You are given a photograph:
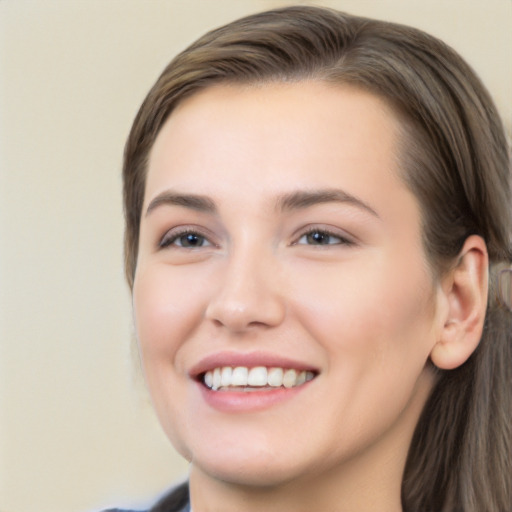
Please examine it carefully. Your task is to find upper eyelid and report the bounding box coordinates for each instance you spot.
[297,229,347,241]
[292,225,356,244]
[159,225,217,248]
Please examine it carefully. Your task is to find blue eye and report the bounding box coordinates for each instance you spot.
[297,229,350,246]
[160,230,211,249]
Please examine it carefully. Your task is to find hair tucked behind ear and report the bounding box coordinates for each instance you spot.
[122,6,512,510]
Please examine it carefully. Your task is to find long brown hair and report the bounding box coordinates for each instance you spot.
[122,6,512,511]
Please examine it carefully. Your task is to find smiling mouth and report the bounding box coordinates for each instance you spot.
[201,366,316,391]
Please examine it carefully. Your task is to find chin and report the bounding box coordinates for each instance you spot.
[189,444,310,488]
[202,464,304,489]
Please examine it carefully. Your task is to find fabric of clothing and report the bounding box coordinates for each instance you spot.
[103,482,190,512]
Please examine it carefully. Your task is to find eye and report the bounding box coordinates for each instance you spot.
[295,228,352,246]
[159,229,213,249]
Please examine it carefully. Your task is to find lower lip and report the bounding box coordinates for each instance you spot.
[197,381,313,413]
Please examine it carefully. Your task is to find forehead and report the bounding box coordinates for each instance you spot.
[146,82,404,197]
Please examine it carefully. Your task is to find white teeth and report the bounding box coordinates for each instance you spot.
[282,369,297,388]
[204,370,213,388]
[267,367,284,387]
[248,366,267,386]
[213,367,222,389]
[202,366,315,390]
[231,366,248,386]
[220,366,232,387]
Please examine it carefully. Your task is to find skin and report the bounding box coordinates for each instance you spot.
[133,82,450,511]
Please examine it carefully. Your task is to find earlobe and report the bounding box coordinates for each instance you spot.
[430,235,489,370]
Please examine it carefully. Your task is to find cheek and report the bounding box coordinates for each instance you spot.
[132,265,207,368]
[291,256,436,370]
[132,265,206,456]
[280,258,437,463]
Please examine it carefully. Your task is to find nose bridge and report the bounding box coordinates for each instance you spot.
[205,237,285,331]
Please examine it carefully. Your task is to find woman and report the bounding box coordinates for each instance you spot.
[112,5,512,512]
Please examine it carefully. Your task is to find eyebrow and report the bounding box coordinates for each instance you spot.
[144,188,379,219]
[145,191,217,217]
[276,189,380,218]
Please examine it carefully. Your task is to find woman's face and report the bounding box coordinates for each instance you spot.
[133,82,443,488]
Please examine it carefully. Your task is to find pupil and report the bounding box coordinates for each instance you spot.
[308,232,328,244]
[183,234,201,246]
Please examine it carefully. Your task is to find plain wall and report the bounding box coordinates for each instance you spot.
[0,1,510,511]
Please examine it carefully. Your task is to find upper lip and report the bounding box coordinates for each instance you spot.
[189,350,319,379]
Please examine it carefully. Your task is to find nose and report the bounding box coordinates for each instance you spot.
[205,248,286,333]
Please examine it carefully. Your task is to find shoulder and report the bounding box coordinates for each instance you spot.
[102,481,190,512]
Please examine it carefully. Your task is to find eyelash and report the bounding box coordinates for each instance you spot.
[293,227,354,247]
[159,228,213,249]
[159,226,354,250]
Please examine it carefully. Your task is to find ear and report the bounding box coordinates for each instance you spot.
[430,235,489,370]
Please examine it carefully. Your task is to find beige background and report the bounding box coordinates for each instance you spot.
[0,1,510,511]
